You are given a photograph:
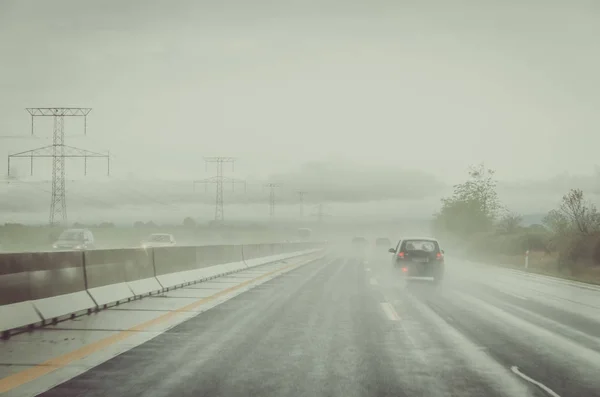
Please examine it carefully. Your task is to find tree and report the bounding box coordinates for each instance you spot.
[557,189,600,234]
[183,217,196,228]
[497,211,523,234]
[542,209,570,235]
[433,163,499,238]
[434,198,494,238]
[452,163,501,220]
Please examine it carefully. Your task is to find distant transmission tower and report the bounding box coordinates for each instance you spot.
[194,157,245,223]
[312,203,331,223]
[296,191,307,218]
[7,108,110,226]
[264,183,281,219]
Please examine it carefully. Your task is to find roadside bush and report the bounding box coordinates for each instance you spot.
[430,164,600,279]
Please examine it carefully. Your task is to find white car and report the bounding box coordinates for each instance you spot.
[142,233,176,248]
[53,229,95,250]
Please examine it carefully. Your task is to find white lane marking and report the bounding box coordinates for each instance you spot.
[370,277,379,286]
[405,276,434,282]
[511,366,561,397]
[502,290,528,300]
[380,302,401,321]
[501,268,600,292]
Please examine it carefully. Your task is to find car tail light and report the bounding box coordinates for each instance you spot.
[436,252,442,259]
[398,252,405,259]
[402,267,408,272]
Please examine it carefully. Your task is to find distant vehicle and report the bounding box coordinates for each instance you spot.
[142,233,176,248]
[52,229,95,251]
[389,237,444,283]
[352,236,368,246]
[375,237,391,248]
[351,236,368,260]
[297,228,312,240]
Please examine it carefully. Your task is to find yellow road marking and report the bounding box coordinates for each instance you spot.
[0,255,321,394]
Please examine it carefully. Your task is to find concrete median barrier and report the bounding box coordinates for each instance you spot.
[154,246,199,288]
[0,302,41,335]
[196,245,246,278]
[125,248,162,296]
[84,249,145,306]
[27,251,95,321]
[241,244,262,261]
[0,253,34,305]
[244,243,307,267]
[0,253,43,333]
[243,243,324,268]
[85,247,160,301]
[0,241,329,334]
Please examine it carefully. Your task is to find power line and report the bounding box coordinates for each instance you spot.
[311,203,332,223]
[264,183,282,219]
[6,108,110,226]
[194,157,245,224]
[296,191,308,218]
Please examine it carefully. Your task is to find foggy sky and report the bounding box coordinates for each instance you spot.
[1,1,600,222]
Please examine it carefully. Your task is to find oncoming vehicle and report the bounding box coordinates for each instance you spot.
[375,237,391,248]
[142,233,176,248]
[52,229,95,251]
[389,237,444,283]
[352,236,368,247]
[297,228,312,241]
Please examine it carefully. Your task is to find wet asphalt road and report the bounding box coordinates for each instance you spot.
[39,255,600,397]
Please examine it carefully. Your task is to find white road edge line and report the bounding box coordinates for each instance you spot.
[502,291,528,300]
[370,277,379,286]
[510,366,561,397]
[380,302,401,321]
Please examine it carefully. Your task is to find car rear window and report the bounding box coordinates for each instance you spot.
[402,240,438,252]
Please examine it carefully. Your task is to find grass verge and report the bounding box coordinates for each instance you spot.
[466,251,600,286]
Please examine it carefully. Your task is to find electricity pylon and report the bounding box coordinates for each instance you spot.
[194,157,245,223]
[7,108,110,226]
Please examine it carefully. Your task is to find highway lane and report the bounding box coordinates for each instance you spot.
[37,254,600,397]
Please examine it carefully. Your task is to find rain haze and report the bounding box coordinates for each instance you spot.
[1,2,600,397]
[1,0,600,224]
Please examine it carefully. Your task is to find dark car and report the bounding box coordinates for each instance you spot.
[389,237,444,283]
[375,237,391,248]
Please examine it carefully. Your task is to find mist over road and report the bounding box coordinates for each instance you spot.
[32,252,600,397]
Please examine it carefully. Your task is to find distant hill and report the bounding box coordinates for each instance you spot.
[520,213,546,226]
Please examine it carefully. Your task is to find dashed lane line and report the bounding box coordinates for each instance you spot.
[380,302,401,321]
